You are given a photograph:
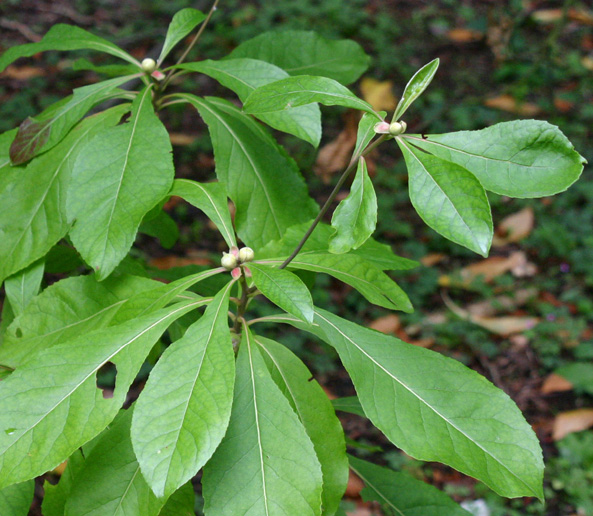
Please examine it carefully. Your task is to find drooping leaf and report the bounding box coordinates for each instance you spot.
[257,337,348,516]
[202,326,323,515]
[4,259,44,317]
[0,274,158,368]
[398,139,493,256]
[0,299,203,487]
[10,75,136,164]
[0,105,130,285]
[139,208,179,249]
[42,450,86,516]
[175,59,321,146]
[0,24,139,73]
[229,30,370,85]
[179,94,317,249]
[67,86,174,279]
[0,480,34,516]
[249,263,314,323]
[132,282,234,499]
[392,58,439,121]
[353,111,385,157]
[311,308,544,500]
[261,253,413,312]
[244,76,380,118]
[329,157,377,253]
[170,178,237,248]
[65,408,165,516]
[348,455,471,516]
[331,397,365,418]
[405,120,586,198]
[158,482,195,516]
[158,8,206,64]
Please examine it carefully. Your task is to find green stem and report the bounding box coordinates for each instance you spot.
[232,274,250,333]
[279,134,388,269]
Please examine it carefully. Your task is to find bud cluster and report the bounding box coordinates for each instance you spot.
[221,246,255,276]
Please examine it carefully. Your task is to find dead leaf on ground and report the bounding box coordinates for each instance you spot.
[582,56,593,71]
[465,288,537,318]
[493,207,534,246]
[369,314,401,334]
[420,253,447,266]
[3,65,46,80]
[360,78,397,111]
[314,113,358,183]
[553,409,593,440]
[541,373,574,394]
[484,94,541,116]
[345,470,364,498]
[150,254,212,269]
[446,27,483,43]
[169,132,198,146]
[532,8,593,26]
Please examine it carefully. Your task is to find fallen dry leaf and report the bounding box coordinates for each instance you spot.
[582,56,593,71]
[493,207,534,246]
[150,254,212,269]
[369,314,401,334]
[484,94,541,116]
[541,373,574,394]
[345,470,365,498]
[360,78,397,111]
[169,132,198,146]
[3,65,46,80]
[420,253,447,267]
[553,409,593,440]
[532,8,593,26]
[446,27,483,43]
[465,289,537,318]
[314,113,358,183]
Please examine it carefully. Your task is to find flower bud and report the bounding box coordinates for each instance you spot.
[231,267,242,280]
[373,121,391,134]
[221,252,238,270]
[238,246,254,263]
[389,121,405,136]
[141,58,156,73]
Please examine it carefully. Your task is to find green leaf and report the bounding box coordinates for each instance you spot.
[0,299,203,487]
[393,58,439,121]
[179,94,318,249]
[354,111,385,157]
[170,178,237,248]
[67,86,174,279]
[404,120,586,198]
[331,397,365,418]
[0,274,158,368]
[202,326,323,515]
[4,259,44,317]
[0,480,34,516]
[348,455,471,516]
[158,8,206,64]
[329,157,377,254]
[244,76,380,118]
[229,30,370,85]
[71,57,138,77]
[249,263,314,323]
[42,450,86,516]
[555,362,593,396]
[312,309,544,500]
[0,105,130,285]
[398,139,493,256]
[10,75,136,164]
[175,58,322,146]
[158,482,195,516]
[0,24,139,73]
[139,208,179,249]
[262,253,413,312]
[132,282,234,498]
[256,337,348,516]
[65,409,165,516]
[351,239,418,271]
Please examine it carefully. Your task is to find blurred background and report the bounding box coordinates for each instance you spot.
[1,1,592,514]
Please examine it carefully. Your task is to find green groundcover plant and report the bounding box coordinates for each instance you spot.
[0,4,586,515]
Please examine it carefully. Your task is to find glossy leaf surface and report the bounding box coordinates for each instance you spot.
[393,58,439,121]
[0,480,34,516]
[4,259,44,317]
[158,8,205,64]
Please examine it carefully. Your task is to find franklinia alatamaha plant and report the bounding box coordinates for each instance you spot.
[0,4,586,515]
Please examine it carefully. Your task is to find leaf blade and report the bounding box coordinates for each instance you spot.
[393,58,439,121]
[158,8,206,64]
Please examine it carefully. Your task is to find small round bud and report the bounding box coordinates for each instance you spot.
[238,247,254,263]
[374,121,391,134]
[231,267,242,280]
[400,120,407,133]
[141,58,156,73]
[389,122,405,136]
[221,252,238,270]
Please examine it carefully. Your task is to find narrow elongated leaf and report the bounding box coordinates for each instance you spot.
[65,409,165,516]
[4,259,44,316]
[10,75,136,164]
[0,274,158,368]
[262,253,413,312]
[229,30,370,85]
[312,309,544,500]
[0,299,204,487]
[257,337,348,516]
[244,76,380,118]
[175,59,321,146]
[348,455,470,516]
[132,282,234,498]
[0,105,130,285]
[203,326,323,515]
[72,57,138,76]
[398,139,493,256]
[393,58,439,121]
[331,397,365,418]
[42,450,86,516]
[330,157,377,253]
[249,263,314,323]
[353,111,385,157]
[405,120,586,198]
[158,8,206,64]
[0,24,139,73]
[0,480,34,516]
[179,94,317,249]
[158,482,195,516]
[67,86,174,279]
[170,179,237,248]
